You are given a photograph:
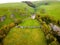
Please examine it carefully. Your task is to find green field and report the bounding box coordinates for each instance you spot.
[36,1,60,20]
[0,3,34,28]
[0,1,60,45]
[3,18,47,45]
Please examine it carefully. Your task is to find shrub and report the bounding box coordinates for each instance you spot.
[2,25,8,30]
[57,20,60,26]
[41,15,56,24]
[2,25,10,34]
[0,30,6,38]
[14,18,22,25]
[9,23,15,28]
[41,22,50,35]
[35,14,41,19]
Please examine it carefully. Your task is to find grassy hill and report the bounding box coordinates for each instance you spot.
[20,18,40,26]
[0,1,60,45]
[36,1,60,20]
[3,18,47,45]
[0,2,34,28]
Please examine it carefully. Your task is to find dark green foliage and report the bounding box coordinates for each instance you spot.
[41,15,56,24]
[0,1,60,45]
[57,20,60,26]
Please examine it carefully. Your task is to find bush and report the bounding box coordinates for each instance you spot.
[14,18,22,25]
[35,14,41,19]
[41,15,56,24]
[57,20,60,26]
[0,30,6,38]
[41,22,50,35]
[9,23,15,28]
[2,25,10,34]
[2,25,9,30]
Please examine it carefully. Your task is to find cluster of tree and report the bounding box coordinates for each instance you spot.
[0,18,22,45]
[41,23,59,45]
[0,23,15,45]
[40,15,56,24]
[35,14,56,24]
[41,15,60,27]
[35,14,60,45]
[35,14,60,27]
[35,14,51,35]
